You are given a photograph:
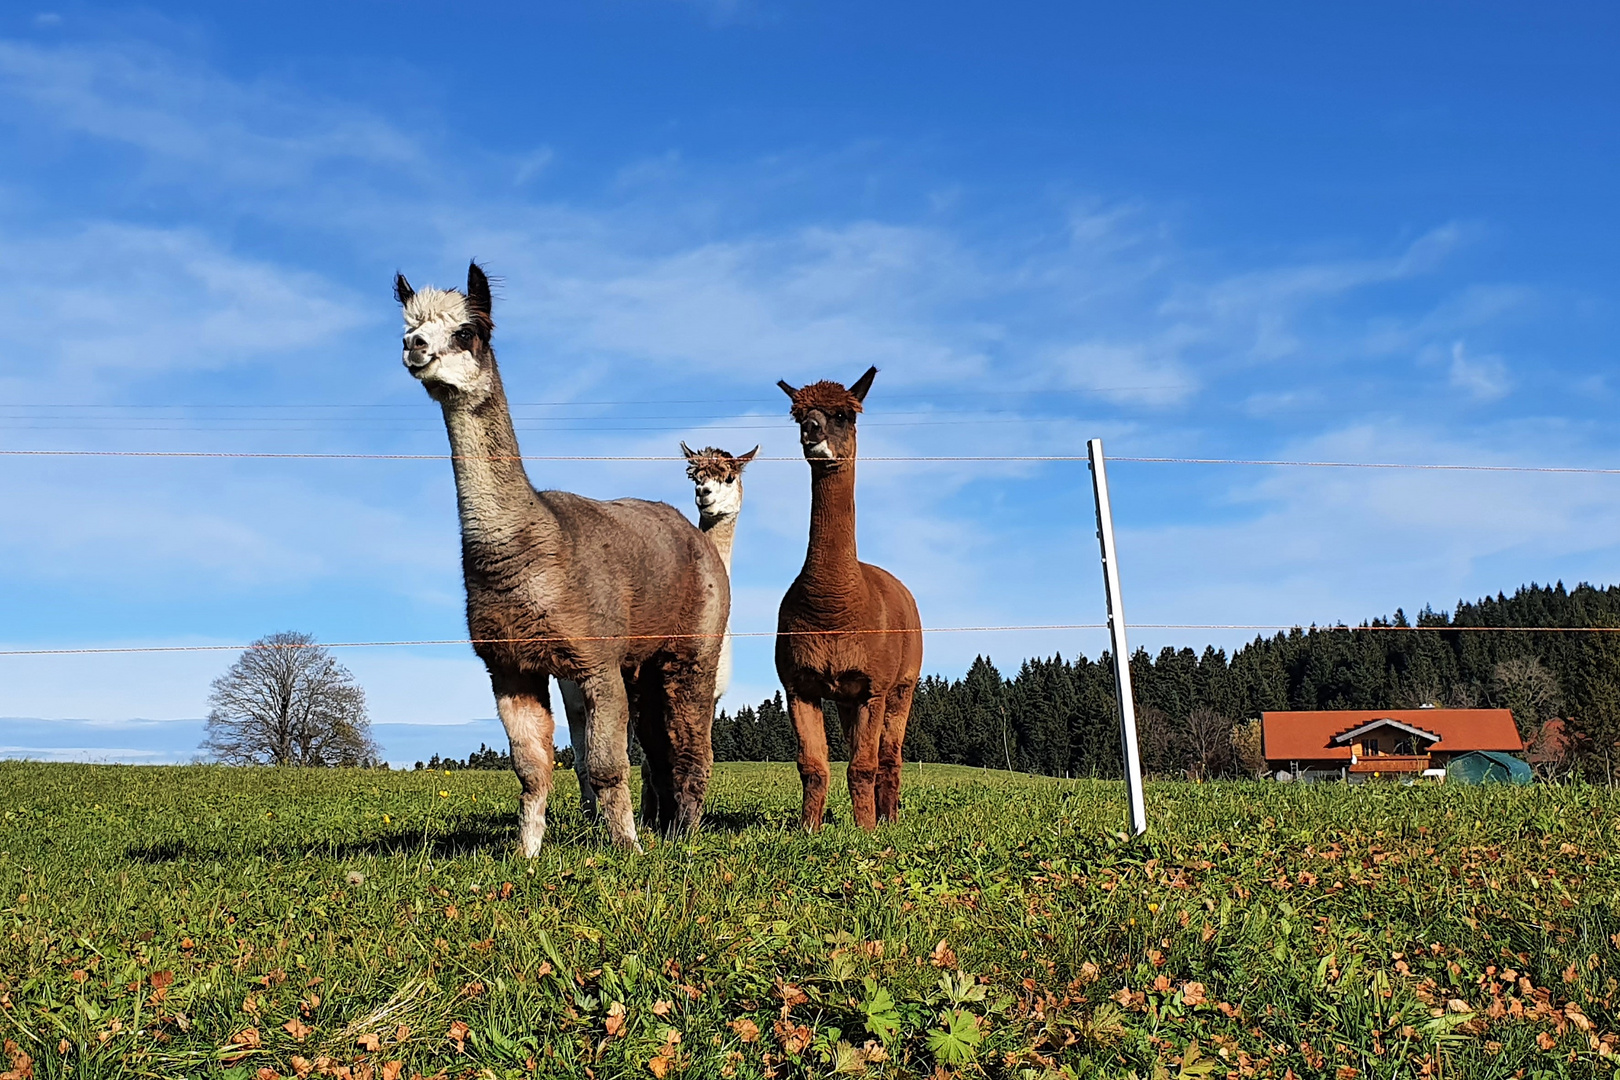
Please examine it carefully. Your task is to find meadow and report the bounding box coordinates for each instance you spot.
[0,761,1616,1079]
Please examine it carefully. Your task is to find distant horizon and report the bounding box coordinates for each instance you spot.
[5,573,1608,764]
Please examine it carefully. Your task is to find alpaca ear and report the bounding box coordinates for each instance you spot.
[680,440,697,460]
[850,365,878,403]
[394,273,414,305]
[737,445,760,467]
[466,261,492,315]
[777,380,798,397]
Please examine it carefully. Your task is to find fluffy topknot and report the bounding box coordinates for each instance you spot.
[682,443,759,483]
[783,380,865,422]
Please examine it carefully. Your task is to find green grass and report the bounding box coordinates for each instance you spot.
[1,761,1617,1079]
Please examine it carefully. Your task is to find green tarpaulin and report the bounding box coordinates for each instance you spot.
[1445,750,1533,785]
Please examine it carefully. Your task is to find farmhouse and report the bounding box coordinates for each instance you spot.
[1261,708,1524,782]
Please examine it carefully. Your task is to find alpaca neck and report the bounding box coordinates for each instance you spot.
[802,463,862,594]
[439,367,545,549]
[700,512,737,573]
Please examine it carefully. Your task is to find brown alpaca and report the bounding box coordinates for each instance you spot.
[395,263,729,853]
[775,367,923,830]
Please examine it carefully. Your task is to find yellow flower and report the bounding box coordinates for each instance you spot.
[1148,904,1158,913]
[439,791,449,798]
[382,814,391,824]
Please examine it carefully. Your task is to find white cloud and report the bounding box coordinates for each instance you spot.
[1447,340,1512,401]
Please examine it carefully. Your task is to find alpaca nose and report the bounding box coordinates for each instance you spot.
[405,335,427,351]
[801,419,823,442]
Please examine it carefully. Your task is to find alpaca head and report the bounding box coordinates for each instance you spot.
[681,442,759,524]
[394,262,496,403]
[777,366,877,470]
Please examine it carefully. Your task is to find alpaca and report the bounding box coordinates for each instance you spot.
[396,263,729,853]
[775,367,923,830]
[562,443,758,820]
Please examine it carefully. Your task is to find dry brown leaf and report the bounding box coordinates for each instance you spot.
[150,970,174,990]
[1180,981,1207,1006]
[289,1056,313,1079]
[776,982,809,1007]
[1,1040,32,1080]
[605,1002,628,1038]
[256,1068,281,1080]
[929,940,957,968]
[380,1062,403,1080]
[283,1018,312,1041]
[728,1018,760,1043]
[393,1025,409,1044]
[647,1051,675,1078]
[652,1000,673,1017]
[357,1033,381,1052]
[446,1020,469,1053]
[773,1018,813,1055]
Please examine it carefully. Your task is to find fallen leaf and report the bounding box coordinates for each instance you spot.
[446,1020,469,1053]
[256,1069,281,1080]
[1180,981,1207,1006]
[776,982,809,1008]
[605,1002,628,1038]
[283,1018,312,1041]
[728,1018,760,1043]
[774,1018,813,1055]
[1,1041,31,1080]
[150,970,174,990]
[393,1025,409,1043]
[380,1062,403,1080]
[357,1033,381,1052]
[56,1041,69,1057]
[647,1051,675,1078]
[289,1056,313,1079]
[930,940,958,968]
[652,1000,673,1017]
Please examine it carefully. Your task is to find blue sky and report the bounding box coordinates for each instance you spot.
[1,2,1616,765]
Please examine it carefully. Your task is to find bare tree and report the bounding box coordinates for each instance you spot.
[1184,707,1235,779]
[201,632,380,767]
[1489,656,1561,739]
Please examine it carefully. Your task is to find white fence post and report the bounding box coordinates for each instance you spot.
[1087,438,1148,836]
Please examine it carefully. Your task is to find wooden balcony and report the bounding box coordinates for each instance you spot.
[1349,755,1430,774]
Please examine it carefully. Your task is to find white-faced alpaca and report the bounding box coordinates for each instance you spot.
[562,442,758,819]
[396,263,729,853]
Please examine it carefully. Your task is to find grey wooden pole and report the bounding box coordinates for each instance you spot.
[1087,438,1148,836]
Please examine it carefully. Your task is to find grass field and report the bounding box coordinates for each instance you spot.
[0,761,1617,1079]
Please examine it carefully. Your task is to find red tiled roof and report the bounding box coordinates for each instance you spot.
[1262,709,1523,762]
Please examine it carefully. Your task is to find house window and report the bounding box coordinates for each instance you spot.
[1396,737,1415,755]
[1366,738,1380,755]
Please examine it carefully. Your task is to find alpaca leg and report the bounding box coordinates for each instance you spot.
[843,695,885,831]
[787,691,832,831]
[662,660,716,837]
[581,670,642,851]
[493,674,556,857]
[629,663,675,832]
[557,678,599,820]
[875,682,914,823]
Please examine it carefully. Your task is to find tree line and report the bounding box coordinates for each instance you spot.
[711,581,1620,781]
[212,582,1620,781]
